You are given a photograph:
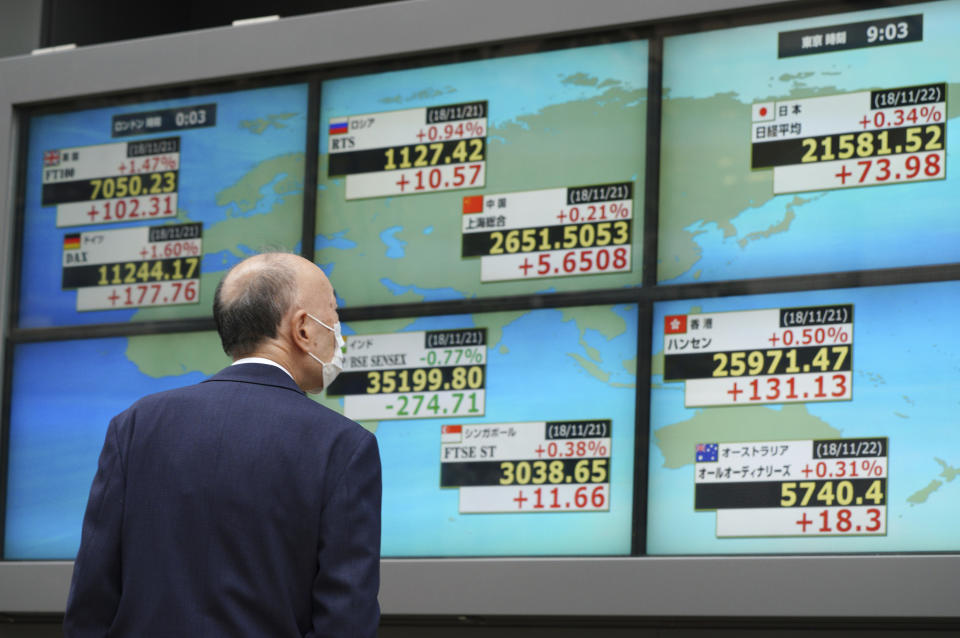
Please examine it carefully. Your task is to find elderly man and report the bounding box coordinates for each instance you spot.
[64,253,381,638]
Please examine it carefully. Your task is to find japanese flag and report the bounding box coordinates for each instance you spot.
[752,102,775,122]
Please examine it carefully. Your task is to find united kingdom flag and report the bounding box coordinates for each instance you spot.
[43,150,60,166]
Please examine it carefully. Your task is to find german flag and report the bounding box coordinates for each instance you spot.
[63,233,81,250]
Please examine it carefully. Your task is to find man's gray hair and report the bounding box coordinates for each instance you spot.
[213,254,297,358]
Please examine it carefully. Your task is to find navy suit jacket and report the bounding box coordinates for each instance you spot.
[64,363,381,638]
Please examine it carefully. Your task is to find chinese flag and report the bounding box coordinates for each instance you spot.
[664,314,687,334]
[462,196,484,214]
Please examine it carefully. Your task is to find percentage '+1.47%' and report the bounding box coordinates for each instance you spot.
[115,155,179,175]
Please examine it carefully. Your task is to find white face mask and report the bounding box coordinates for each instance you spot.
[306,313,345,390]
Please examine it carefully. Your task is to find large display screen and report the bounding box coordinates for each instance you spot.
[648,280,960,554]
[7,0,960,568]
[4,305,637,559]
[18,83,308,328]
[317,305,638,556]
[315,41,647,307]
[658,0,959,283]
[4,332,230,559]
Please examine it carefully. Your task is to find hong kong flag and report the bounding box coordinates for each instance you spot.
[664,314,687,335]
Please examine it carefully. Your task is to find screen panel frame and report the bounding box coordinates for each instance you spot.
[1,0,958,618]
[10,75,318,332]
[2,554,958,617]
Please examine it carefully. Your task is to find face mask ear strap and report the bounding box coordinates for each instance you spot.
[306,312,335,333]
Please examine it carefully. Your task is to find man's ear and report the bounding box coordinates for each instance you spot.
[290,309,312,353]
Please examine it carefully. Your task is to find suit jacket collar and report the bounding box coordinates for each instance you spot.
[204,363,306,395]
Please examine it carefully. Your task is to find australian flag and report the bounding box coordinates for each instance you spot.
[695,442,718,463]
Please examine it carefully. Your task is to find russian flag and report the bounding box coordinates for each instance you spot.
[329,118,349,135]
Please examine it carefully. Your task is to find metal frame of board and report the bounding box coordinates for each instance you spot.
[1,0,957,617]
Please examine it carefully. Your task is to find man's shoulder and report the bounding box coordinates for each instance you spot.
[122,381,203,411]
[120,366,370,440]
[124,374,219,407]
[125,363,296,407]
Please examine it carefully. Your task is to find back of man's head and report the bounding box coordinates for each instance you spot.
[213,253,297,358]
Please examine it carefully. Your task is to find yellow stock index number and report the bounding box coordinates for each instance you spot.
[712,345,849,377]
[365,365,484,394]
[800,125,942,163]
[96,257,199,286]
[499,458,609,486]
[780,479,885,508]
[488,220,629,255]
[383,139,484,170]
[89,171,177,200]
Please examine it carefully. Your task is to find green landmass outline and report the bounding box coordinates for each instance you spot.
[241,113,299,135]
[653,403,842,469]
[658,81,960,282]
[906,457,960,505]
[315,83,647,306]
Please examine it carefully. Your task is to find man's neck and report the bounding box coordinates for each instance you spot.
[231,356,295,381]
[235,344,310,391]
